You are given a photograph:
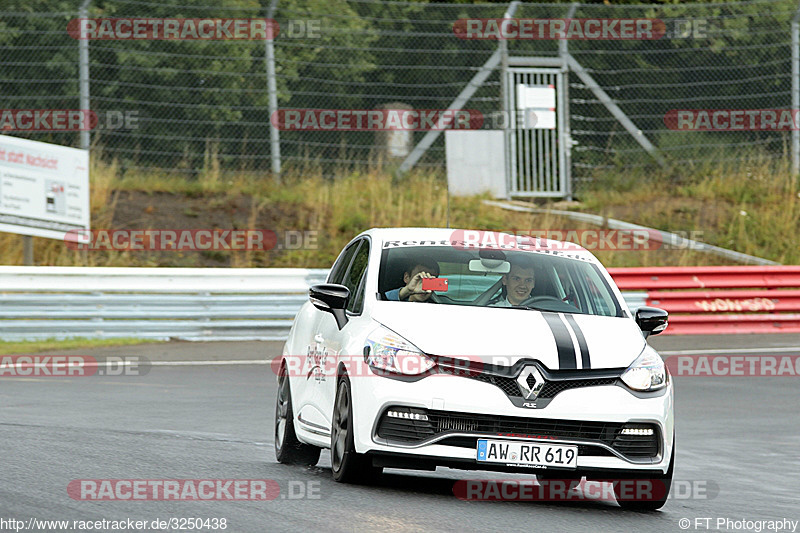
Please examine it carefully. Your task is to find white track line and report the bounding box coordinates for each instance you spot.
[660,346,800,356]
[149,360,272,366]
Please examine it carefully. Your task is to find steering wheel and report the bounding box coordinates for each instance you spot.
[520,294,579,311]
[428,292,442,304]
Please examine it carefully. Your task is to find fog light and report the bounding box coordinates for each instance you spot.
[387,410,428,421]
[620,427,654,436]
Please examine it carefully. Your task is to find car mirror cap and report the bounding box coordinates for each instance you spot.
[309,284,350,329]
[635,306,669,337]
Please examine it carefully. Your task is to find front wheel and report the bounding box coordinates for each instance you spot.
[331,374,382,484]
[275,371,321,466]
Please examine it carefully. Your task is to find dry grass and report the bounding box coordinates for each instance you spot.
[579,155,800,264]
[2,155,797,268]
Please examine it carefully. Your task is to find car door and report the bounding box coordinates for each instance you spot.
[316,237,371,428]
[295,239,361,431]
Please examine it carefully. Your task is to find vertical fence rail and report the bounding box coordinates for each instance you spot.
[792,7,800,175]
[78,0,91,151]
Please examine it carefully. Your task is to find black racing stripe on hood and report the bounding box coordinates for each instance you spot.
[565,314,590,369]
[542,312,577,370]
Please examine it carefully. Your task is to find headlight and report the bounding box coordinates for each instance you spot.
[621,346,667,391]
[365,326,435,375]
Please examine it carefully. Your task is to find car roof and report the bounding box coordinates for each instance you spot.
[357,227,599,264]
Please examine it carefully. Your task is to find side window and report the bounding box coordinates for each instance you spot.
[344,240,370,314]
[328,241,359,285]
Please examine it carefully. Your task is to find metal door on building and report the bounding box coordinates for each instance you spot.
[504,67,569,198]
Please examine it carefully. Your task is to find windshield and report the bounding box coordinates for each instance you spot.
[378,245,623,317]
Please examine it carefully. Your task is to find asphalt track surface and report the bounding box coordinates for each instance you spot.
[1,334,799,533]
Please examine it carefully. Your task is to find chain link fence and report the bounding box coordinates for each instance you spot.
[1,0,798,189]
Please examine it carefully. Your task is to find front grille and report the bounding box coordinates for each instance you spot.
[375,408,660,460]
[439,363,619,400]
[470,373,519,396]
[427,411,621,441]
[611,433,660,457]
[376,417,435,442]
[538,378,618,399]
[463,372,617,399]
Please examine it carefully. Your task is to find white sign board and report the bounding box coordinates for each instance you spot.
[0,135,90,241]
[445,130,506,198]
[516,84,557,130]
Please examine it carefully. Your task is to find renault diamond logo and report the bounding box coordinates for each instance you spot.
[516,365,545,400]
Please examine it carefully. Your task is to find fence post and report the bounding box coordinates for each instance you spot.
[559,3,578,200]
[265,0,281,182]
[22,236,33,266]
[499,4,514,198]
[792,7,799,176]
[79,0,91,151]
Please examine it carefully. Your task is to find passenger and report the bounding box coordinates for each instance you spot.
[385,259,440,302]
[488,261,535,307]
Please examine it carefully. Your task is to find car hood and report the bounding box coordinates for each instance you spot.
[371,302,646,370]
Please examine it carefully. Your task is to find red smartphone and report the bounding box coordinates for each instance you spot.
[421,278,448,292]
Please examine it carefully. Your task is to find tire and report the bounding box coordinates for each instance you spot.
[274,370,321,466]
[614,441,675,511]
[330,373,382,484]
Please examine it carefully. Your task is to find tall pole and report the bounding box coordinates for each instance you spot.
[499,2,518,199]
[560,3,578,200]
[79,0,91,151]
[792,7,800,176]
[265,0,281,182]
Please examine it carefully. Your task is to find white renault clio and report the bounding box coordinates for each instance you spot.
[275,228,674,510]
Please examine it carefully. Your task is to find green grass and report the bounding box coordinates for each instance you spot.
[0,337,159,355]
[577,153,800,264]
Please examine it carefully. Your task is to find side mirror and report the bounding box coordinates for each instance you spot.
[635,306,669,338]
[309,284,350,330]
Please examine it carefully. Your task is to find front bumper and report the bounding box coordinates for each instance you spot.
[349,363,674,476]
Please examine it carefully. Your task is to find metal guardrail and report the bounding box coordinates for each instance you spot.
[2,266,797,342]
[0,267,328,341]
[609,266,800,335]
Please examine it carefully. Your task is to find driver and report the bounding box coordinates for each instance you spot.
[385,259,440,302]
[488,261,535,307]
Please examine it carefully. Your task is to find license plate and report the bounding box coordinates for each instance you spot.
[476,439,578,469]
